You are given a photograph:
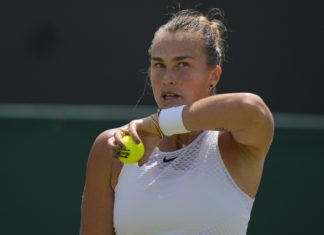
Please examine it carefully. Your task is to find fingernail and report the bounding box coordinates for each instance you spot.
[119,143,125,148]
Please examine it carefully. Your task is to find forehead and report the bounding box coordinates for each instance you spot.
[150,30,204,59]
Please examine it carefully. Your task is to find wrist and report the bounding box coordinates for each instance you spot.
[149,113,164,139]
[158,105,190,136]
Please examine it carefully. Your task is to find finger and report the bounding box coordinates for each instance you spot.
[107,136,118,150]
[107,137,121,159]
[107,135,121,149]
[114,130,126,148]
[128,120,142,144]
[138,154,150,166]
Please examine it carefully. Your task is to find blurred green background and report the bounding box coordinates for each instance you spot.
[1,107,323,234]
[2,0,323,233]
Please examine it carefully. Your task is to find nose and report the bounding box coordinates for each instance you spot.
[162,69,176,85]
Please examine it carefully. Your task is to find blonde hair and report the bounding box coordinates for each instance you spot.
[149,8,227,66]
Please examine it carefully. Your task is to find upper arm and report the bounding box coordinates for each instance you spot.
[231,94,274,159]
[80,130,116,235]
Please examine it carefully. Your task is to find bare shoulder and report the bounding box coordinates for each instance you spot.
[87,130,114,164]
[95,128,117,143]
[87,126,126,173]
[89,126,124,160]
[94,123,129,144]
[89,128,124,190]
[85,129,117,187]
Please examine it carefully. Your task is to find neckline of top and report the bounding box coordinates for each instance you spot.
[155,131,209,155]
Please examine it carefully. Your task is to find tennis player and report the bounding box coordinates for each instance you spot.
[80,9,274,235]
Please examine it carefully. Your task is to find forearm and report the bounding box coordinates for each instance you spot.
[183,93,265,131]
[182,93,274,153]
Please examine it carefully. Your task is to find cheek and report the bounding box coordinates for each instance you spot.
[184,78,210,99]
[150,76,161,98]
[150,73,159,86]
[184,71,209,88]
[150,69,163,84]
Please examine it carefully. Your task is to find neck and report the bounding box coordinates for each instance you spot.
[159,130,203,152]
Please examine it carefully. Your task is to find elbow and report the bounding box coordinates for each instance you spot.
[240,93,274,128]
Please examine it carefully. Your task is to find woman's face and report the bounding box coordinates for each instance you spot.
[150,30,221,109]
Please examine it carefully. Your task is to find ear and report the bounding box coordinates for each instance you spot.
[209,65,222,87]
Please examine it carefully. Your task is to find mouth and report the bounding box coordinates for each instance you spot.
[161,91,181,100]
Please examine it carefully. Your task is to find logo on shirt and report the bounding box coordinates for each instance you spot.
[163,156,178,163]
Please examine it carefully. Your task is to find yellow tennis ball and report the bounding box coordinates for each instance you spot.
[118,135,145,164]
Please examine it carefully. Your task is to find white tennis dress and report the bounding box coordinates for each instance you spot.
[114,131,254,235]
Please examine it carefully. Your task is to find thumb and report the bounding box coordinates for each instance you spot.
[138,145,155,166]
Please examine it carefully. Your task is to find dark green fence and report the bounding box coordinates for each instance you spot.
[1,118,323,234]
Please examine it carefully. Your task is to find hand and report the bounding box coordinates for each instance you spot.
[108,113,162,166]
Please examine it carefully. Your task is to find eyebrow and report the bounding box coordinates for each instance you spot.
[151,56,194,61]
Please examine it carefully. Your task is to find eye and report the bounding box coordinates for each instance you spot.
[153,63,165,68]
[178,62,189,68]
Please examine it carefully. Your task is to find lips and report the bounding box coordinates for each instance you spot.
[162,91,180,100]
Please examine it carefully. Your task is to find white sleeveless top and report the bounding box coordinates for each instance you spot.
[114,131,254,235]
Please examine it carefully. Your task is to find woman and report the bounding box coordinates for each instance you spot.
[80,9,274,235]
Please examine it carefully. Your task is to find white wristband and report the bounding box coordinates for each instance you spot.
[158,105,190,136]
